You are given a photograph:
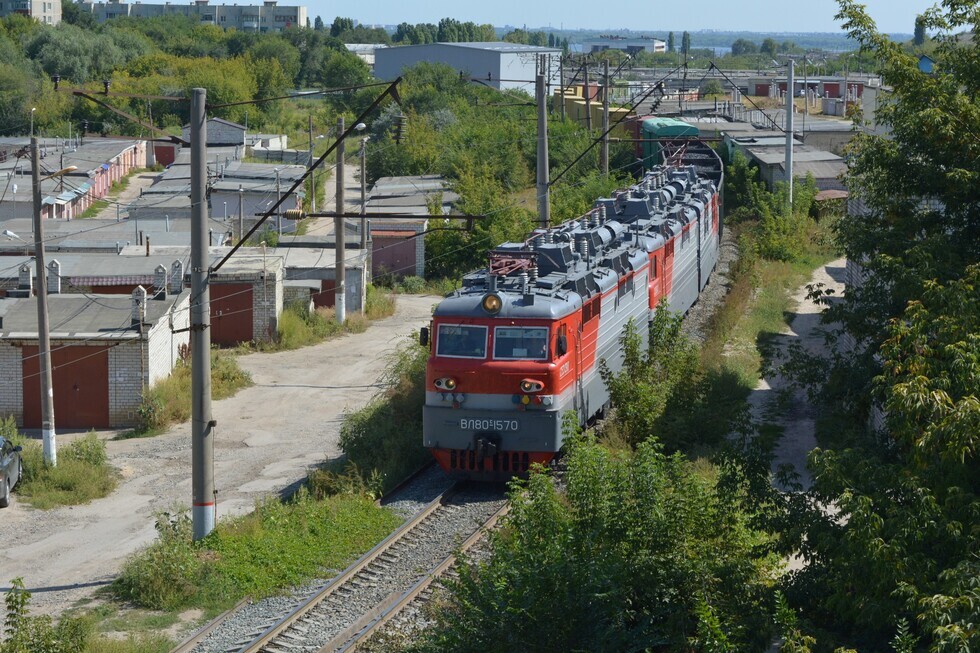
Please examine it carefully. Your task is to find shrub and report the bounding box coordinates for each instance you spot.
[599,306,704,451]
[399,276,426,294]
[112,511,203,611]
[419,436,777,651]
[364,284,395,320]
[113,491,400,612]
[1,578,92,653]
[11,432,117,509]
[338,337,430,492]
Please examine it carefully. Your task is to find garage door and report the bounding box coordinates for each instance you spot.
[22,344,110,429]
[211,283,253,345]
[373,232,417,279]
[313,280,335,309]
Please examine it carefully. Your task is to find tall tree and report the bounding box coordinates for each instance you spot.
[913,15,926,46]
[667,31,675,53]
[732,38,759,56]
[760,37,778,55]
[329,16,354,38]
[780,1,980,649]
[681,30,691,56]
[313,15,324,31]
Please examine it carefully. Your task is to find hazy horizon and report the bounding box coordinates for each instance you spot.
[298,0,932,35]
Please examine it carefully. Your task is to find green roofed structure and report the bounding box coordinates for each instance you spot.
[641,118,700,166]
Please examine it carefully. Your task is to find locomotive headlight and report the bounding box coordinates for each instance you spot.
[435,377,458,391]
[519,379,545,393]
[481,293,503,315]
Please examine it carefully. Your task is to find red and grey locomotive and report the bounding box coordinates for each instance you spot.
[422,143,724,479]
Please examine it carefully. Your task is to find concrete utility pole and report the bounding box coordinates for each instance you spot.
[189,88,215,542]
[238,184,244,242]
[559,56,566,122]
[583,63,592,131]
[31,137,57,467]
[785,59,795,211]
[308,114,316,214]
[601,59,610,175]
[360,136,368,251]
[536,55,551,229]
[335,116,346,324]
[275,169,282,236]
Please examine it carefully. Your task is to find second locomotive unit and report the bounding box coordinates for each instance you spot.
[422,143,724,480]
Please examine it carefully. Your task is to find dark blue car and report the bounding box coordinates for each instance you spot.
[0,437,23,508]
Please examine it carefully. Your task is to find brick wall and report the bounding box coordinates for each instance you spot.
[146,292,190,386]
[108,340,144,426]
[251,264,283,341]
[0,342,23,424]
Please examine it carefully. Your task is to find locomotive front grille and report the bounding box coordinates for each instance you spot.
[448,449,532,473]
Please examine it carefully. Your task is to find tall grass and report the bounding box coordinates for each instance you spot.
[254,287,396,353]
[112,488,400,612]
[337,338,430,494]
[131,350,252,436]
[3,422,118,509]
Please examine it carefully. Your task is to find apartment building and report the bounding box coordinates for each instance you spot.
[81,0,306,31]
[0,0,61,25]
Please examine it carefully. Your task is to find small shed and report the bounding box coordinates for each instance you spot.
[0,282,190,429]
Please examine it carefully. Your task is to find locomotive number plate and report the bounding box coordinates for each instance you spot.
[459,418,520,432]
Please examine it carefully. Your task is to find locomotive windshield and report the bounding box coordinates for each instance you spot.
[436,324,488,358]
[493,327,549,361]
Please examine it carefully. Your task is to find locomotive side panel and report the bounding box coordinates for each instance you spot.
[424,147,725,480]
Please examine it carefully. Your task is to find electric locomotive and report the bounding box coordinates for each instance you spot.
[422,143,723,480]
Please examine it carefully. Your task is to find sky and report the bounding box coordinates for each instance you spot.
[304,0,934,35]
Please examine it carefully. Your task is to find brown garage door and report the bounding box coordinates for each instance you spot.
[22,344,110,429]
[211,283,253,345]
[373,232,417,279]
[313,280,335,309]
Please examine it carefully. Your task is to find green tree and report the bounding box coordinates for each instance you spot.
[681,30,691,55]
[778,1,980,649]
[419,434,777,652]
[60,0,96,29]
[732,38,759,56]
[701,78,724,96]
[760,37,778,56]
[329,16,354,38]
[318,50,369,94]
[599,308,702,449]
[247,36,301,86]
[313,15,324,31]
[667,31,675,53]
[913,14,926,46]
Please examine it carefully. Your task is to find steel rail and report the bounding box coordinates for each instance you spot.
[169,597,252,653]
[236,483,459,653]
[164,461,438,653]
[329,502,511,652]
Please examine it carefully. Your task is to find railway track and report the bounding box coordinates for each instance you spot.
[173,470,506,653]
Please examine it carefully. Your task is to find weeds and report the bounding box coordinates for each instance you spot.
[112,489,400,613]
[338,337,430,493]
[10,431,117,510]
[129,350,252,436]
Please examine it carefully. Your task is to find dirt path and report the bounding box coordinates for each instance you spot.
[92,171,160,220]
[0,295,436,616]
[304,156,361,237]
[747,257,847,490]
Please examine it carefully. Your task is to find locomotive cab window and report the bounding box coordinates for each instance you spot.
[493,327,549,361]
[436,324,488,358]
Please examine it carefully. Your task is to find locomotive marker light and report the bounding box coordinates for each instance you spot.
[482,293,502,315]
[520,379,544,393]
[434,377,457,391]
